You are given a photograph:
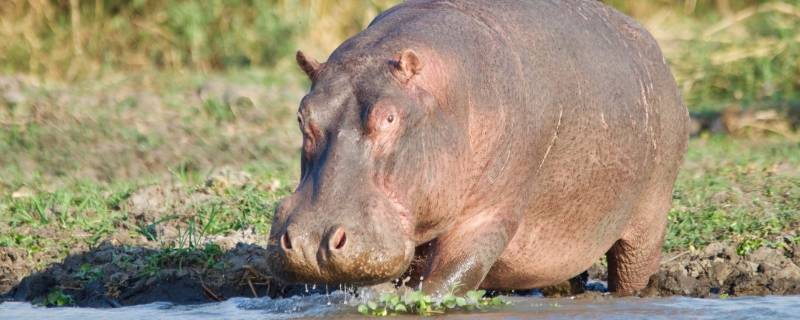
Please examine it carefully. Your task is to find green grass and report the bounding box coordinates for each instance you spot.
[0,69,797,267]
[0,0,302,78]
[666,135,800,252]
[0,68,302,185]
[607,1,800,111]
[139,242,225,278]
[37,288,74,307]
[1,120,797,269]
[0,170,293,266]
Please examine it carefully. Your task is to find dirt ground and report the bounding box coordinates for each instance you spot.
[3,235,799,306]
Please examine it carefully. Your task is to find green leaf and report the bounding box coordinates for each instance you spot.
[394,303,407,312]
[377,308,388,316]
[465,290,485,301]
[490,296,507,306]
[367,301,378,310]
[357,304,369,315]
[379,293,392,303]
[405,291,423,304]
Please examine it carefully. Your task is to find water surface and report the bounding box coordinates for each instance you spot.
[1,293,798,319]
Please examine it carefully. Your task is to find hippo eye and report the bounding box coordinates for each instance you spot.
[366,103,399,135]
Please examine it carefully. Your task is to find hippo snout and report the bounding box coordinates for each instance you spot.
[268,218,415,285]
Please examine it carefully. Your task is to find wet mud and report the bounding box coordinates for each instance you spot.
[3,237,799,307]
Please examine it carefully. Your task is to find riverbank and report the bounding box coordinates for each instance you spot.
[1,73,799,307]
[3,239,800,307]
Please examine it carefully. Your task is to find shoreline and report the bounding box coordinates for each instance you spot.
[2,238,798,307]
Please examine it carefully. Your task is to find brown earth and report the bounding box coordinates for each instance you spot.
[641,241,800,297]
[3,233,799,306]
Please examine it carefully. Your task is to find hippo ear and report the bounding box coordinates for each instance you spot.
[391,49,423,84]
[296,50,321,80]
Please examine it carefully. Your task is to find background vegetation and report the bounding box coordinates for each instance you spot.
[2,0,799,109]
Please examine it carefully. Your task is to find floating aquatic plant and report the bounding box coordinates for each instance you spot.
[357,289,509,316]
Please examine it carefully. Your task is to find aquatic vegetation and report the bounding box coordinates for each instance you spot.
[357,290,509,316]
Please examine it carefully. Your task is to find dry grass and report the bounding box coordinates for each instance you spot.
[0,0,396,80]
[613,1,800,109]
[2,1,798,110]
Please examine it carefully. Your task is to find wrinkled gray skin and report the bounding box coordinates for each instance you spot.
[266,0,689,296]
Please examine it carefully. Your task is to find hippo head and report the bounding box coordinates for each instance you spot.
[266,48,467,285]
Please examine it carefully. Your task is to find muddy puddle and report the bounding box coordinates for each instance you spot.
[2,293,799,319]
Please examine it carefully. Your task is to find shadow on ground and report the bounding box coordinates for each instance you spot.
[0,242,322,307]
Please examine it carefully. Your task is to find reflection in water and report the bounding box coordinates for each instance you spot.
[1,293,799,320]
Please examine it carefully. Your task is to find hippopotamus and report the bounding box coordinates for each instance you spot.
[266,0,689,296]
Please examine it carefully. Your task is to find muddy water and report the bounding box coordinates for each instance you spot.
[1,293,799,320]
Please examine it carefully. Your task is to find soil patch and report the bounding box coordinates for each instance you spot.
[4,240,799,307]
[3,241,283,307]
[641,242,800,297]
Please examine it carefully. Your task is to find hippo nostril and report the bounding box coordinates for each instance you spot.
[329,227,347,251]
[281,231,293,250]
[335,232,347,250]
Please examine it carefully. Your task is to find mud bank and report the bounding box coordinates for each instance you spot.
[2,240,799,307]
[0,240,333,307]
[577,240,800,298]
[641,241,800,297]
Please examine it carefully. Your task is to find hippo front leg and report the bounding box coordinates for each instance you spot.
[421,212,520,295]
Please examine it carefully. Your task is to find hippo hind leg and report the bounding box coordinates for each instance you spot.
[606,183,672,295]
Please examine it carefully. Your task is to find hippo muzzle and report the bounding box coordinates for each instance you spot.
[266,194,416,285]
